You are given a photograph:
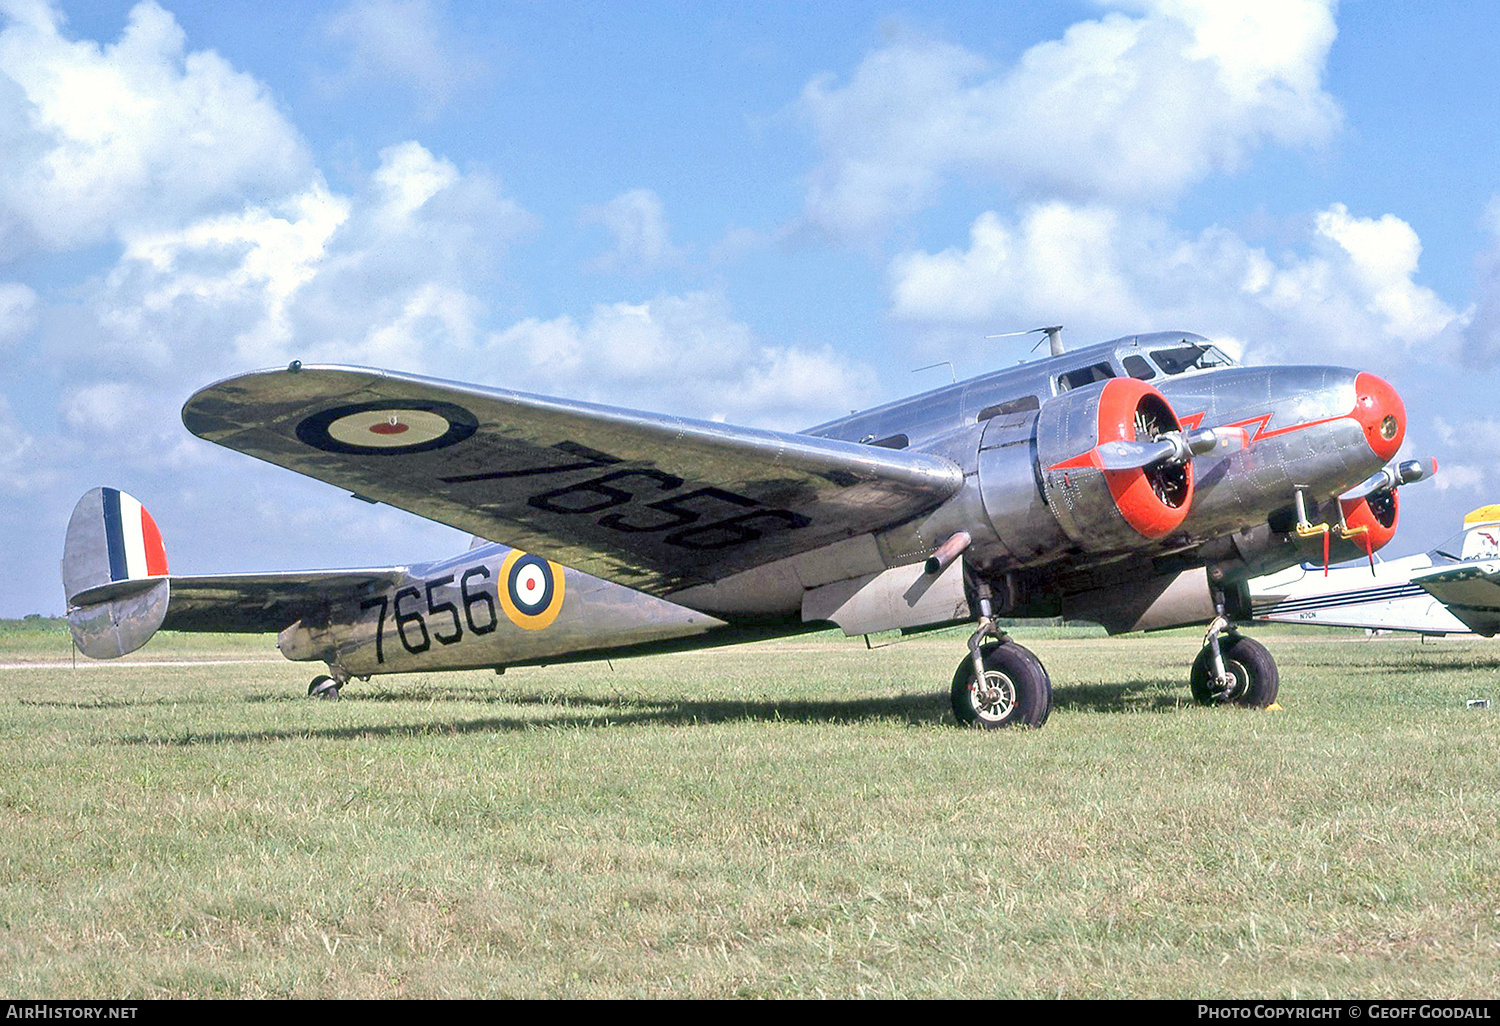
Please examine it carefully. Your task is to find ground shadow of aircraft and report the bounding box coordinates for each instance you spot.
[63,330,1417,729]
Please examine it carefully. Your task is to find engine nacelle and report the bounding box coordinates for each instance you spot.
[1213,487,1404,586]
[1338,488,1399,557]
[972,378,1193,565]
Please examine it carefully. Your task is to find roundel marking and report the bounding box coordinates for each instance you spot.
[296,400,479,455]
[498,550,566,630]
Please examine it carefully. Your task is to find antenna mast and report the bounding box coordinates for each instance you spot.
[986,325,1064,357]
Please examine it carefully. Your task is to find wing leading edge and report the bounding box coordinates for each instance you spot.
[182,366,965,594]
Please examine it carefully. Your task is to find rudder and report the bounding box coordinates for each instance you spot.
[61,487,171,659]
[1461,506,1500,560]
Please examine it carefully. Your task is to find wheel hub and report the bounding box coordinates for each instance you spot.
[973,670,1017,722]
[1213,661,1247,702]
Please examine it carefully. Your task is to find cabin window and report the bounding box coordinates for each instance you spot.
[977,395,1040,422]
[869,433,909,449]
[1057,362,1115,392]
[1150,343,1234,375]
[1123,355,1155,380]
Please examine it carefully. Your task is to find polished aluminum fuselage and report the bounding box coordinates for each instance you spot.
[811,333,1385,574]
[298,332,1403,677]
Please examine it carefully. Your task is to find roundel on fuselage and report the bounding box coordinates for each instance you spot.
[498,550,566,630]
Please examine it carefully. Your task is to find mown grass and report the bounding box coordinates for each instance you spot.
[1,620,1497,997]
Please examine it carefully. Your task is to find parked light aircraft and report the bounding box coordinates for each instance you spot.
[62,331,1421,728]
[1250,504,1500,636]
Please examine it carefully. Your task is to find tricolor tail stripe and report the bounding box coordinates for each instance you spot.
[101,487,168,581]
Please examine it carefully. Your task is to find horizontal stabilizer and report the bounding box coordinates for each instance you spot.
[1410,559,1500,637]
[62,487,415,658]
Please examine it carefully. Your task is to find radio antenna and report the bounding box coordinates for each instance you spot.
[986,325,1064,357]
[912,361,957,384]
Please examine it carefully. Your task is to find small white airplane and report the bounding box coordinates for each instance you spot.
[1249,504,1500,636]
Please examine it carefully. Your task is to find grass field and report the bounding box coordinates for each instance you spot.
[1,617,1497,998]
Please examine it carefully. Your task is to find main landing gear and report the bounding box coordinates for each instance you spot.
[1189,616,1279,708]
[950,583,1279,728]
[951,579,1053,728]
[951,636,1053,728]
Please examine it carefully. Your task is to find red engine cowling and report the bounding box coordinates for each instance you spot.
[1037,377,1193,549]
[1338,488,1399,558]
[973,377,1195,566]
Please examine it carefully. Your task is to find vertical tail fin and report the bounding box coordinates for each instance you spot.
[1461,506,1500,560]
[60,488,171,658]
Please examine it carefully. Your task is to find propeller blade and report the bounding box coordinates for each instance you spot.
[1339,457,1438,501]
[1096,438,1178,471]
[1097,426,1249,472]
[1188,426,1250,457]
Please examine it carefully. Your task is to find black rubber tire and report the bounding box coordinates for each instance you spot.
[951,641,1053,729]
[1189,634,1279,707]
[308,675,341,701]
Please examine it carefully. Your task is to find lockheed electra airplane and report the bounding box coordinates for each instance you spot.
[61,330,1422,728]
[1250,503,1500,636]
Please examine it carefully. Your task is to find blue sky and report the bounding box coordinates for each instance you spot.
[4,0,1499,616]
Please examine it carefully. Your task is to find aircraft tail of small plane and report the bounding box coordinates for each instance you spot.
[1455,504,1500,559]
[61,487,419,662]
[60,486,732,679]
[61,487,173,659]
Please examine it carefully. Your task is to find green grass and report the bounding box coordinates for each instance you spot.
[1,620,1497,997]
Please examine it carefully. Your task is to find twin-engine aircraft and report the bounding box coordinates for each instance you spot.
[1250,504,1500,636]
[62,331,1419,728]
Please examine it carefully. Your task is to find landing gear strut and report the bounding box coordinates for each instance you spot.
[951,576,1052,728]
[1190,616,1279,707]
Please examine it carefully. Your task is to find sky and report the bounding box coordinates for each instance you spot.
[5,0,1500,616]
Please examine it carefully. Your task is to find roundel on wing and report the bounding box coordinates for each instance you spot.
[296,400,479,455]
[498,550,566,630]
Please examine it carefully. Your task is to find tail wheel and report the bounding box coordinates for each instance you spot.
[951,641,1053,729]
[1189,634,1278,707]
[308,675,341,701]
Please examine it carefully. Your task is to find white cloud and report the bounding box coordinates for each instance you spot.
[1431,417,1500,495]
[325,0,483,112]
[0,0,311,254]
[0,282,37,346]
[887,201,1464,361]
[797,0,1340,236]
[488,292,878,429]
[108,181,351,368]
[59,380,155,436]
[89,141,532,382]
[581,189,683,273]
[1432,463,1484,495]
[890,205,1147,328]
[0,392,52,495]
[1312,204,1457,341]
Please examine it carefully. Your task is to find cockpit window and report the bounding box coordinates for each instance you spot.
[1122,355,1155,380]
[1057,362,1115,392]
[1150,343,1235,375]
